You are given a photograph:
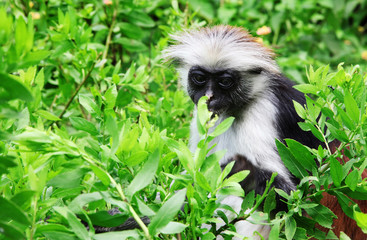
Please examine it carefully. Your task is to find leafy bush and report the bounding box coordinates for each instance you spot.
[0,1,366,239]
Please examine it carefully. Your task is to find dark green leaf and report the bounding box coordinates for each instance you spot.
[0,197,30,225]
[0,73,33,102]
[330,157,343,187]
[276,139,308,179]
[115,38,148,52]
[285,139,317,171]
[0,221,25,240]
[334,191,355,219]
[305,204,336,228]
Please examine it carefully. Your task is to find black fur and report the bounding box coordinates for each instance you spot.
[225,74,323,213]
[270,74,322,149]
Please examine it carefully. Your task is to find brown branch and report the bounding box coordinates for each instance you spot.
[57,52,102,120]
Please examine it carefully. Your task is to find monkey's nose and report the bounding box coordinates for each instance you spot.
[205,89,213,100]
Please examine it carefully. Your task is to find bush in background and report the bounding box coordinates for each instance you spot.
[0,0,366,239]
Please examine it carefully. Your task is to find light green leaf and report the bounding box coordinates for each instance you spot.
[53,206,90,240]
[159,221,187,234]
[285,216,296,240]
[70,117,99,135]
[344,90,360,123]
[209,117,234,137]
[36,110,61,121]
[90,165,111,186]
[127,149,159,196]
[353,205,367,233]
[148,189,187,235]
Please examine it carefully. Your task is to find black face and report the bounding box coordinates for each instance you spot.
[187,66,259,115]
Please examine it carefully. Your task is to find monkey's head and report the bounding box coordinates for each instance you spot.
[164,25,281,115]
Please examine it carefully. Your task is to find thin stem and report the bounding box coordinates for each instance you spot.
[216,173,276,234]
[81,153,152,239]
[100,2,117,69]
[56,52,102,121]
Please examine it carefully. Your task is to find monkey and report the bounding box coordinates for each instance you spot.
[88,25,366,239]
[162,25,365,239]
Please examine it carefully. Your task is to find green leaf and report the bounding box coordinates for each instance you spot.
[340,232,352,240]
[293,100,306,119]
[330,157,343,187]
[0,197,30,225]
[53,206,90,240]
[47,168,87,189]
[197,96,211,134]
[0,221,25,240]
[326,122,349,142]
[15,16,27,56]
[114,38,148,52]
[293,84,319,94]
[345,169,359,191]
[334,191,355,219]
[126,10,155,27]
[353,205,367,233]
[36,110,61,121]
[0,155,17,175]
[298,122,324,142]
[209,116,234,137]
[336,105,355,130]
[264,189,277,214]
[187,0,215,20]
[196,171,212,192]
[21,50,50,67]
[127,149,159,196]
[81,211,128,228]
[78,94,100,115]
[90,165,111,186]
[148,189,186,235]
[268,221,280,240]
[276,139,308,179]
[94,230,140,240]
[305,204,336,228]
[344,90,360,123]
[123,151,148,167]
[0,73,33,102]
[223,170,249,185]
[11,190,36,209]
[285,139,317,171]
[70,117,99,135]
[285,216,296,240]
[68,192,103,213]
[241,190,255,211]
[159,221,187,234]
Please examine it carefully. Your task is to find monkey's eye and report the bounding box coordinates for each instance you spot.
[218,76,234,89]
[191,73,206,86]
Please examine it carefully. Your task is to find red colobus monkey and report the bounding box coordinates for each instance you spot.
[164,25,367,239]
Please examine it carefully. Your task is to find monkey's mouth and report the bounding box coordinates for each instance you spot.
[207,100,226,115]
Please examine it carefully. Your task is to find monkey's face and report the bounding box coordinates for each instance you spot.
[187,66,261,115]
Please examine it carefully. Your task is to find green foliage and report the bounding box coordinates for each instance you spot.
[0,0,366,240]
